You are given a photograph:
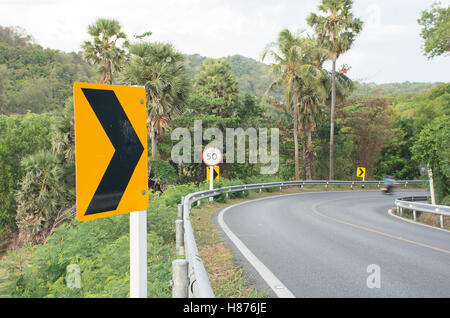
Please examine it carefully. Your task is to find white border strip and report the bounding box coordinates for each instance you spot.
[388,209,450,233]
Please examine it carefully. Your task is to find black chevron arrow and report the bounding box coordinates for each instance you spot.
[213,168,218,180]
[81,88,144,215]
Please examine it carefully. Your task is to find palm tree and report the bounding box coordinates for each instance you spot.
[298,86,325,180]
[307,0,363,180]
[81,18,127,84]
[121,42,190,158]
[263,29,322,180]
[15,151,71,244]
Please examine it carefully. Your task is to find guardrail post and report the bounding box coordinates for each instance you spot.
[325,182,328,190]
[413,210,416,221]
[259,187,262,194]
[400,207,403,216]
[300,184,303,191]
[226,192,229,199]
[351,182,354,190]
[176,219,184,256]
[405,181,408,189]
[377,182,380,189]
[177,203,183,219]
[172,259,189,298]
[440,215,444,229]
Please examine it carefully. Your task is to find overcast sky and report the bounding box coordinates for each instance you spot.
[1,0,449,83]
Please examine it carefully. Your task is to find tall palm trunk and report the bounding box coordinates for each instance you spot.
[329,57,337,180]
[293,86,300,180]
[301,130,307,180]
[101,59,112,84]
[307,128,315,180]
[150,125,158,159]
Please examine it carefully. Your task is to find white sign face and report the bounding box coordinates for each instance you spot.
[202,146,222,166]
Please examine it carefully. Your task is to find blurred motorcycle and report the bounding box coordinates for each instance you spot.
[381,175,395,194]
[381,185,394,194]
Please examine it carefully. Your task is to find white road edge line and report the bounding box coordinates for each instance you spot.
[388,208,450,233]
[218,203,296,298]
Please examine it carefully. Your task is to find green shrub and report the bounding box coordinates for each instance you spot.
[0,113,53,239]
[149,158,178,190]
[0,181,209,298]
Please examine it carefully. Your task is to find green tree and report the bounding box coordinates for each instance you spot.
[0,64,9,111]
[121,41,190,158]
[374,117,418,180]
[193,58,239,117]
[15,151,72,245]
[307,0,363,180]
[0,113,53,239]
[81,18,127,84]
[418,2,450,59]
[263,29,323,180]
[411,116,449,204]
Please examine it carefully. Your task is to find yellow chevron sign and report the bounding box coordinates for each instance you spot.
[74,82,148,222]
[206,166,220,183]
[357,167,366,178]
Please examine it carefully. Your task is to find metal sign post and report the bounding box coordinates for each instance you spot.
[209,166,214,202]
[130,210,147,298]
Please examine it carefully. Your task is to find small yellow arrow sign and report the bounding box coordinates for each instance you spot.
[206,166,220,183]
[357,167,366,178]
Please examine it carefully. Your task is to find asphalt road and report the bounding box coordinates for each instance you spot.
[215,190,450,297]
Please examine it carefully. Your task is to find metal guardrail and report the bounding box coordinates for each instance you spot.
[395,195,450,228]
[172,179,424,298]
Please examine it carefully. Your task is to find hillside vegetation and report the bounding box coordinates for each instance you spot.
[0,25,442,115]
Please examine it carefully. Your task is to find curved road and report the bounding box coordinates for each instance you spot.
[215,190,450,297]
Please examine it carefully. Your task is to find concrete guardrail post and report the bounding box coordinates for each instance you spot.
[172,259,189,298]
[176,219,184,256]
[177,203,183,219]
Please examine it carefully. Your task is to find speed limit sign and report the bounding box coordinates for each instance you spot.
[202,146,222,166]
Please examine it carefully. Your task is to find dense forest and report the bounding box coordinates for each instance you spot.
[0,0,448,298]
